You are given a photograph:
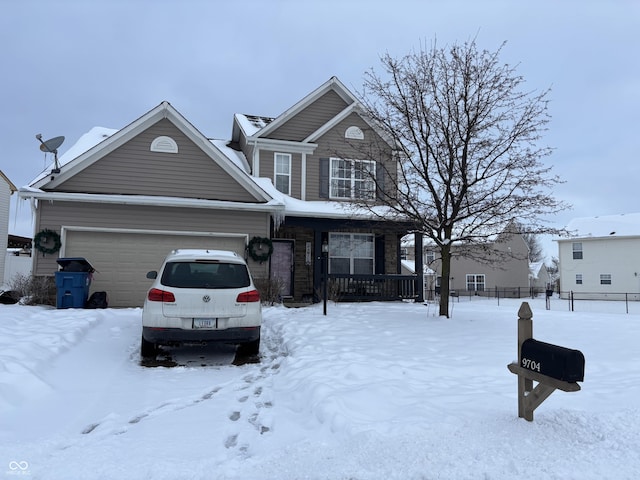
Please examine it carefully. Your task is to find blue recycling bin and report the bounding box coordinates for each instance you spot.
[55,258,95,309]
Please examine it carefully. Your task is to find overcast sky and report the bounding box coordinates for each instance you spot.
[2,0,638,260]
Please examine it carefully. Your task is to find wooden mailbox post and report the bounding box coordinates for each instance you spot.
[507,302,584,421]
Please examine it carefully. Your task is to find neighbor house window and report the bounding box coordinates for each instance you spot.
[328,233,374,274]
[425,250,436,264]
[600,274,612,285]
[330,158,376,200]
[576,274,583,285]
[466,274,485,292]
[274,153,291,195]
[572,242,583,260]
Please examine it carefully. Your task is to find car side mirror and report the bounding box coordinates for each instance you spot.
[146,271,157,279]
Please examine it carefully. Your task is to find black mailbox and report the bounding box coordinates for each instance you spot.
[521,338,585,383]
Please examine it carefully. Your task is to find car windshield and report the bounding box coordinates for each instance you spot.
[161,261,250,289]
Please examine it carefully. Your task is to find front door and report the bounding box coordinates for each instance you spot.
[270,240,294,298]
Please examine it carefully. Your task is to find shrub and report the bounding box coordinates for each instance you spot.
[253,276,286,306]
[9,274,56,306]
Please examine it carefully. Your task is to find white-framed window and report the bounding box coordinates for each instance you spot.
[329,157,376,200]
[576,274,583,285]
[466,274,486,292]
[328,233,374,274]
[425,250,436,264]
[600,274,612,285]
[572,242,583,260]
[274,153,291,195]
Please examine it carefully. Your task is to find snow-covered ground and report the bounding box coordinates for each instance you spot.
[1,297,639,479]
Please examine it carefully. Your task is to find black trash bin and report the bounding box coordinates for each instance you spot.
[55,258,95,309]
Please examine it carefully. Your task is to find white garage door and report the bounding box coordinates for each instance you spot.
[65,230,247,307]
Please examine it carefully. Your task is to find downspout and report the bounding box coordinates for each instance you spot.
[301,153,307,200]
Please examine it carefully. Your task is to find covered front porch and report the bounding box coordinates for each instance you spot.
[272,216,424,303]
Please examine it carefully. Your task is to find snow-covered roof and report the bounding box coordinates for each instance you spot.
[400,259,436,275]
[529,261,545,279]
[563,213,640,239]
[234,114,274,137]
[29,126,118,185]
[252,177,399,221]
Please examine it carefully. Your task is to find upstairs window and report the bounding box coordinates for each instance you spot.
[572,242,583,260]
[330,158,376,200]
[425,250,436,264]
[600,274,612,285]
[575,274,583,285]
[274,153,291,195]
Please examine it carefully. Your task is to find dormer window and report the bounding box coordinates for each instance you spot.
[150,136,178,153]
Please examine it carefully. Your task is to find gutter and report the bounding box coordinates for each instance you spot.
[18,189,285,214]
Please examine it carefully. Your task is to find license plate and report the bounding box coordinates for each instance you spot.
[193,318,216,329]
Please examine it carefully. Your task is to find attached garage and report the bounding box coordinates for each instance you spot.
[63,228,247,307]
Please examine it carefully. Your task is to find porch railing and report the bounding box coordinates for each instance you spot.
[327,274,419,301]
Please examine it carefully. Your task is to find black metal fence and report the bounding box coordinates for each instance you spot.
[425,286,543,301]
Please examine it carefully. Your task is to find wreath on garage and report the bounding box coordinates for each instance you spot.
[34,228,62,256]
[248,236,273,263]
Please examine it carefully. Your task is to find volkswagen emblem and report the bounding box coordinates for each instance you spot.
[202,295,211,303]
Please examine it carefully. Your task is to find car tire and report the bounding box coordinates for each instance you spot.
[239,336,260,357]
[140,335,158,359]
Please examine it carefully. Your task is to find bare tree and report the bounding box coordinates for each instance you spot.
[546,256,560,290]
[357,39,568,317]
[521,232,544,263]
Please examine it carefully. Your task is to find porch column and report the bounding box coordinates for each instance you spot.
[415,232,424,302]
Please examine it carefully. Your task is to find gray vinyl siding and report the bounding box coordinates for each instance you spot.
[307,113,395,202]
[57,119,260,203]
[267,91,351,141]
[237,127,256,175]
[430,235,530,293]
[33,200,270,278]
[258,150,302,198]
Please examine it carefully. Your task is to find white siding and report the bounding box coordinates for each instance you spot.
[558,237,640,297]
[0,180,11,287]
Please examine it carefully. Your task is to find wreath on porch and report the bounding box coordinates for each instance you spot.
[34,229,61,256]
[248,236,273,263]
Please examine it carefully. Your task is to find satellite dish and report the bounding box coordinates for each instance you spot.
[36,134,65,174]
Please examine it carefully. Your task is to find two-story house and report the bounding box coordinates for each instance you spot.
[404,223,531,299]
[557,213,640,299]
[18,77,421,307]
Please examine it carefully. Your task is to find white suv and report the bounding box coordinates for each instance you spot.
[141,249,261,359]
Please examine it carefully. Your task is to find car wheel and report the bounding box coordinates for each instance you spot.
[239,336,260,357]
[140,335,158,359]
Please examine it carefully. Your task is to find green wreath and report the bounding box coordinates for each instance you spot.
[34,228,62,256]
[248,236,273,263]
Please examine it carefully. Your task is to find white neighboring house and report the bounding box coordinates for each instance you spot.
[556,213,640,299]
[1,170,17,288]
[529,261,552,294]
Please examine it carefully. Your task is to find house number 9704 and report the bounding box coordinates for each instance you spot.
[521,358,541,372]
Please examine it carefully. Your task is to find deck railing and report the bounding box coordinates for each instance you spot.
[327,274,419,301]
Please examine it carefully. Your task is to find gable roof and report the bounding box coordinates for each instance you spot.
[0,170,17,192]
[29,101,272,203]
[243,76,396,150]
[561,213,640,239]
[253,76,356,139]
